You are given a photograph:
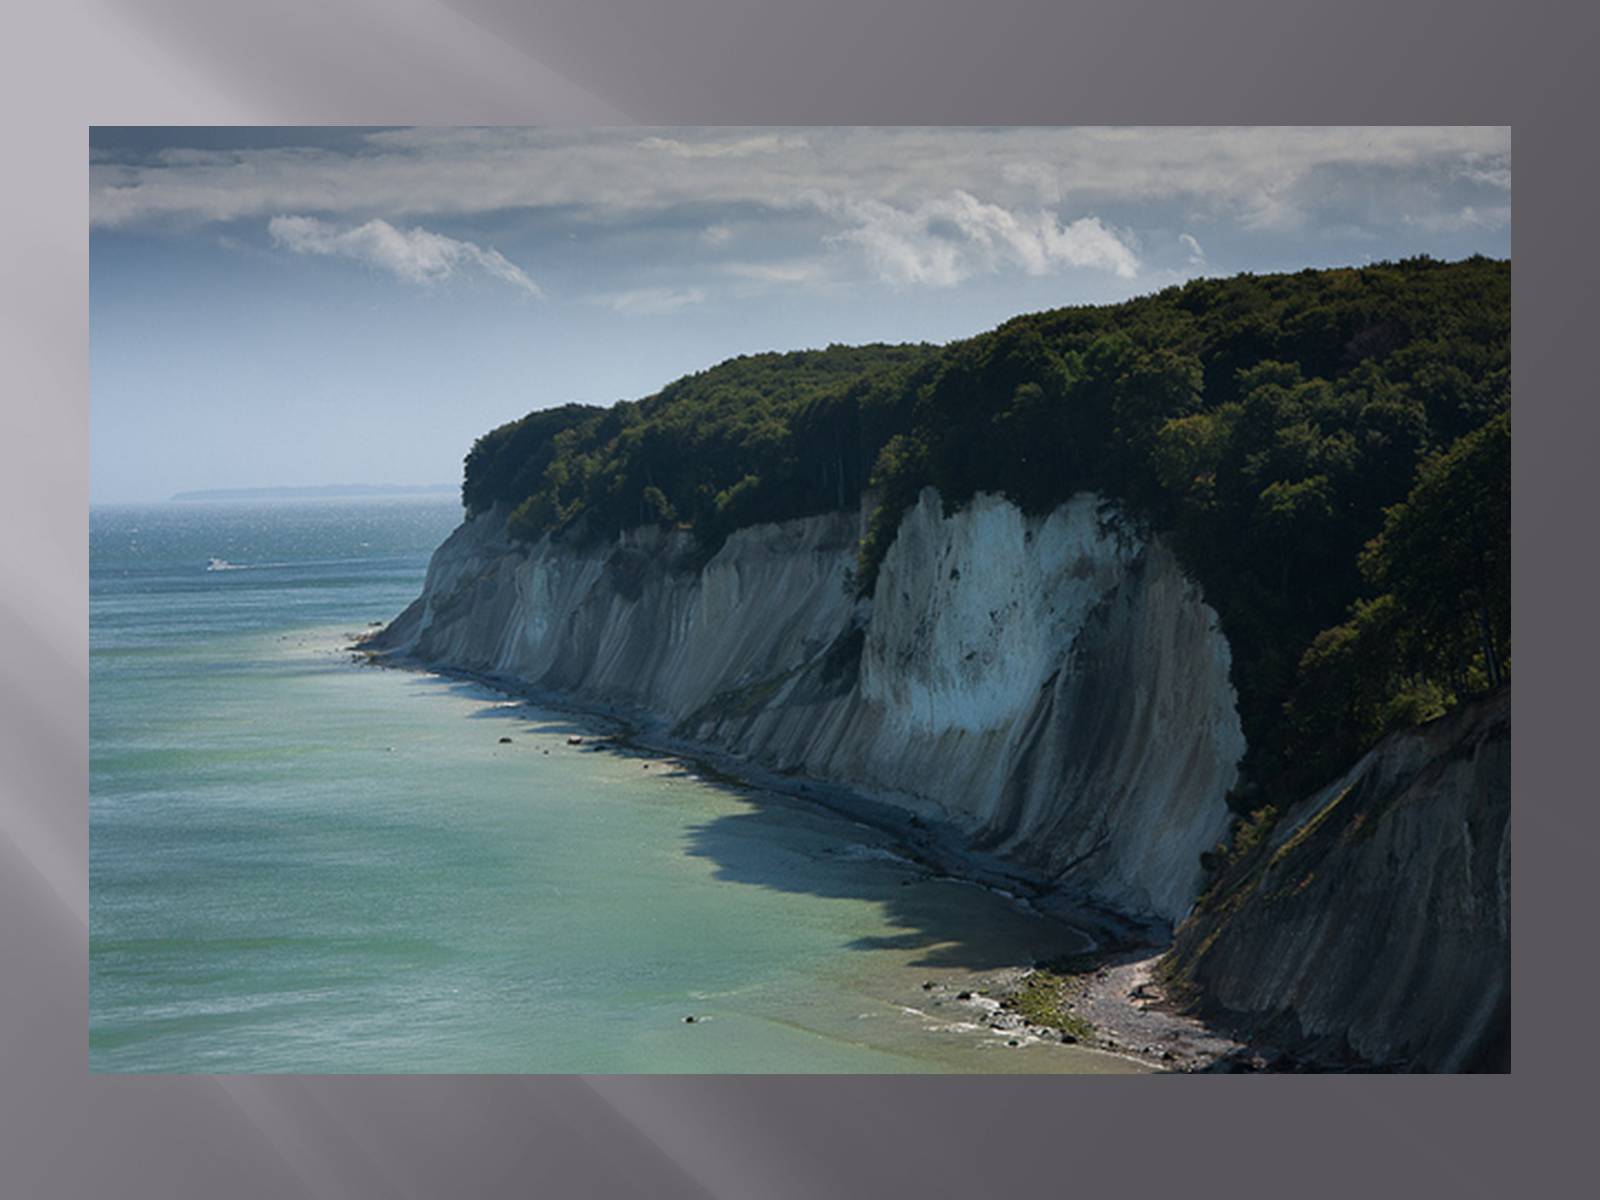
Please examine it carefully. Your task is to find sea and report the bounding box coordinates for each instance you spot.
[89,496,1139,1074]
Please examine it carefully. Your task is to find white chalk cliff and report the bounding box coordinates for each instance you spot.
[378,489,1246,926]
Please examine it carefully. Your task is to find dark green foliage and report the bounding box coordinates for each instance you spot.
[460,256,1509,802]
[462,402,604,517]
[1287,413,1510,780]
[462,344,936,549]
[1362,411,1510,684]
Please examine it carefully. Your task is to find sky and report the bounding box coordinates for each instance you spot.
[89,126,1511,504]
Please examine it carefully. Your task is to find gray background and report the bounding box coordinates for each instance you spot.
[2,1,1590,1195]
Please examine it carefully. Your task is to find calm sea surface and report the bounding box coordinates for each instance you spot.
[89,497,1137,1073]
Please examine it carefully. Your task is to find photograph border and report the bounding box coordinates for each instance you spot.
[5,1,1592,1195]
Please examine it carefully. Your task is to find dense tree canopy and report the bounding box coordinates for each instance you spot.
[461,345,936,544]
[460,256,1510,803]
[1288,413,1510,777]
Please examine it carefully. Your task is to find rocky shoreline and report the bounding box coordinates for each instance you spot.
[874,957,1240,1072]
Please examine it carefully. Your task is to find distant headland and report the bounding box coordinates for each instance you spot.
[170,483,458,502]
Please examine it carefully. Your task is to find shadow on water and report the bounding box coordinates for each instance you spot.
[399,672,608,739]
[391,666,1091,973]
[678,794,1088,972]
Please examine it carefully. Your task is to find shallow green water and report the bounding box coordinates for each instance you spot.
[90,498,1138,1073]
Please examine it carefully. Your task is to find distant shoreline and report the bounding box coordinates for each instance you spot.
[169,484,458,503]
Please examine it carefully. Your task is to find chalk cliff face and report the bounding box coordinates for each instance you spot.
[1164,690,1510,1071]
[378,489,1246,925]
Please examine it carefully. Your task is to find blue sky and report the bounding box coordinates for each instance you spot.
[90,126,1511,504]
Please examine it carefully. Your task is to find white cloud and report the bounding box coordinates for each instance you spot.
[1402,205,1511,234]
[594,286,708,315]
[822,191,1139,287]
[1456,152,1512,190]
[1180,232,1208,267]
[701,223,735,245]
[1238,179,1304,232]
[639,133,809,159]
[1001,161,1064,205]
[266,216,541,296]
[720,259,829,285]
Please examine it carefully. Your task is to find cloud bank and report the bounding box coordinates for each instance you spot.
[94,126,1509,235]
[95,128,1509,300]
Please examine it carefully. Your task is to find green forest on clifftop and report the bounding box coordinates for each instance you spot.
[459,256,1510,810]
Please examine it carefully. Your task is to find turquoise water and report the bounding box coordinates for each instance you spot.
[90,498,1137,1074]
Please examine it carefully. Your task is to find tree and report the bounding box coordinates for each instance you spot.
[1360,412,1510,690]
